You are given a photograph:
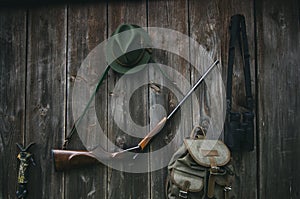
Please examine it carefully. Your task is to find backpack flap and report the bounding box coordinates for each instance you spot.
[171,169,204,192]
[169,151,206,193]
[167,147,207,198]
[184,139,231,167]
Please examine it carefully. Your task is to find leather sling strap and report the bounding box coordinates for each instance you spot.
[226,14,253,112]
[63,65,111,149]
[62,59,180,149]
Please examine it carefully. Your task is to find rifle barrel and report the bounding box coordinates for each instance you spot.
[113,60,219,156]
[167,60,219,120]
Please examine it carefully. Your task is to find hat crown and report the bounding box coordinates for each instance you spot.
[106,24,152,74]
[114,25,139,54]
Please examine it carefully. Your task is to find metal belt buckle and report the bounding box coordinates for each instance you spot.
[179,190,188,198]
[210,166,220,174]
[224,186,232,192]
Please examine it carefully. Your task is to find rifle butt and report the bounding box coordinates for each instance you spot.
[52,149,99,171]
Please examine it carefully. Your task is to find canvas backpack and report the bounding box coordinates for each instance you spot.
[166,126,235,199]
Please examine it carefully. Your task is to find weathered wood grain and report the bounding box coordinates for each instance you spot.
[0,8,27,199]
[65,3,108,199]
[107,1,150,199]
[216,0,257,198]
[148,0,191,198]
[0,1,299,199]
[25,6,66,198]
[189,0,224,140]
[257,0,300,198]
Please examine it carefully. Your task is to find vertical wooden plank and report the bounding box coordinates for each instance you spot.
[257,0,300,198]
[26,6,66,198]
[216,0,257,198]
[189,0,223,137]
[147,1,191,198]
[65,3,108,199]
[107,1,150,199]
[0,8,26,199]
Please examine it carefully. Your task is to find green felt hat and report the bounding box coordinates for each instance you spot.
[106,24,152,74]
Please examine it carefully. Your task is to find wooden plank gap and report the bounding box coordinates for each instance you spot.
[24,8,29,146]
[253,1,261,199]
[62,4,69,199]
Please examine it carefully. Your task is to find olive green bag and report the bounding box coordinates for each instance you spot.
[166,127,235,199]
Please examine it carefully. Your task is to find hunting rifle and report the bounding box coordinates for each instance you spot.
[52,60,219,171]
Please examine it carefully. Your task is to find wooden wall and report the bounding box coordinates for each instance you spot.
[0,0,299,198]
[257,0,300,198]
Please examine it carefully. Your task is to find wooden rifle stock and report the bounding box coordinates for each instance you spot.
[138,117,167,149]
[52,149,99,171]
[111,117,167,157]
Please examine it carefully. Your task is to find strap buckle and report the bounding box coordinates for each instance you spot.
[179,190,188,198]
[224,186,232,192]
[210,166,220,174]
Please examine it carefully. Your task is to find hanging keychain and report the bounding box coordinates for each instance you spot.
[16,142,35,199]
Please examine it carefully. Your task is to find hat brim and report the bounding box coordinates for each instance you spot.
[108,50,151,74]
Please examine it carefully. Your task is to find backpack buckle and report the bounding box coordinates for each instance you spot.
[210,166,220,174]
[224,186,232,192]
[179,190,188,198]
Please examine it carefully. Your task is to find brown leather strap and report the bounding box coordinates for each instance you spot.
[207,174,215,198]
[207,157,218,198]
[189,125,206,138]
[182,181,191,192]
[209,157,217,167]
[178,181,190,198]
[224,186,232,199]
[225,190,229,199]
